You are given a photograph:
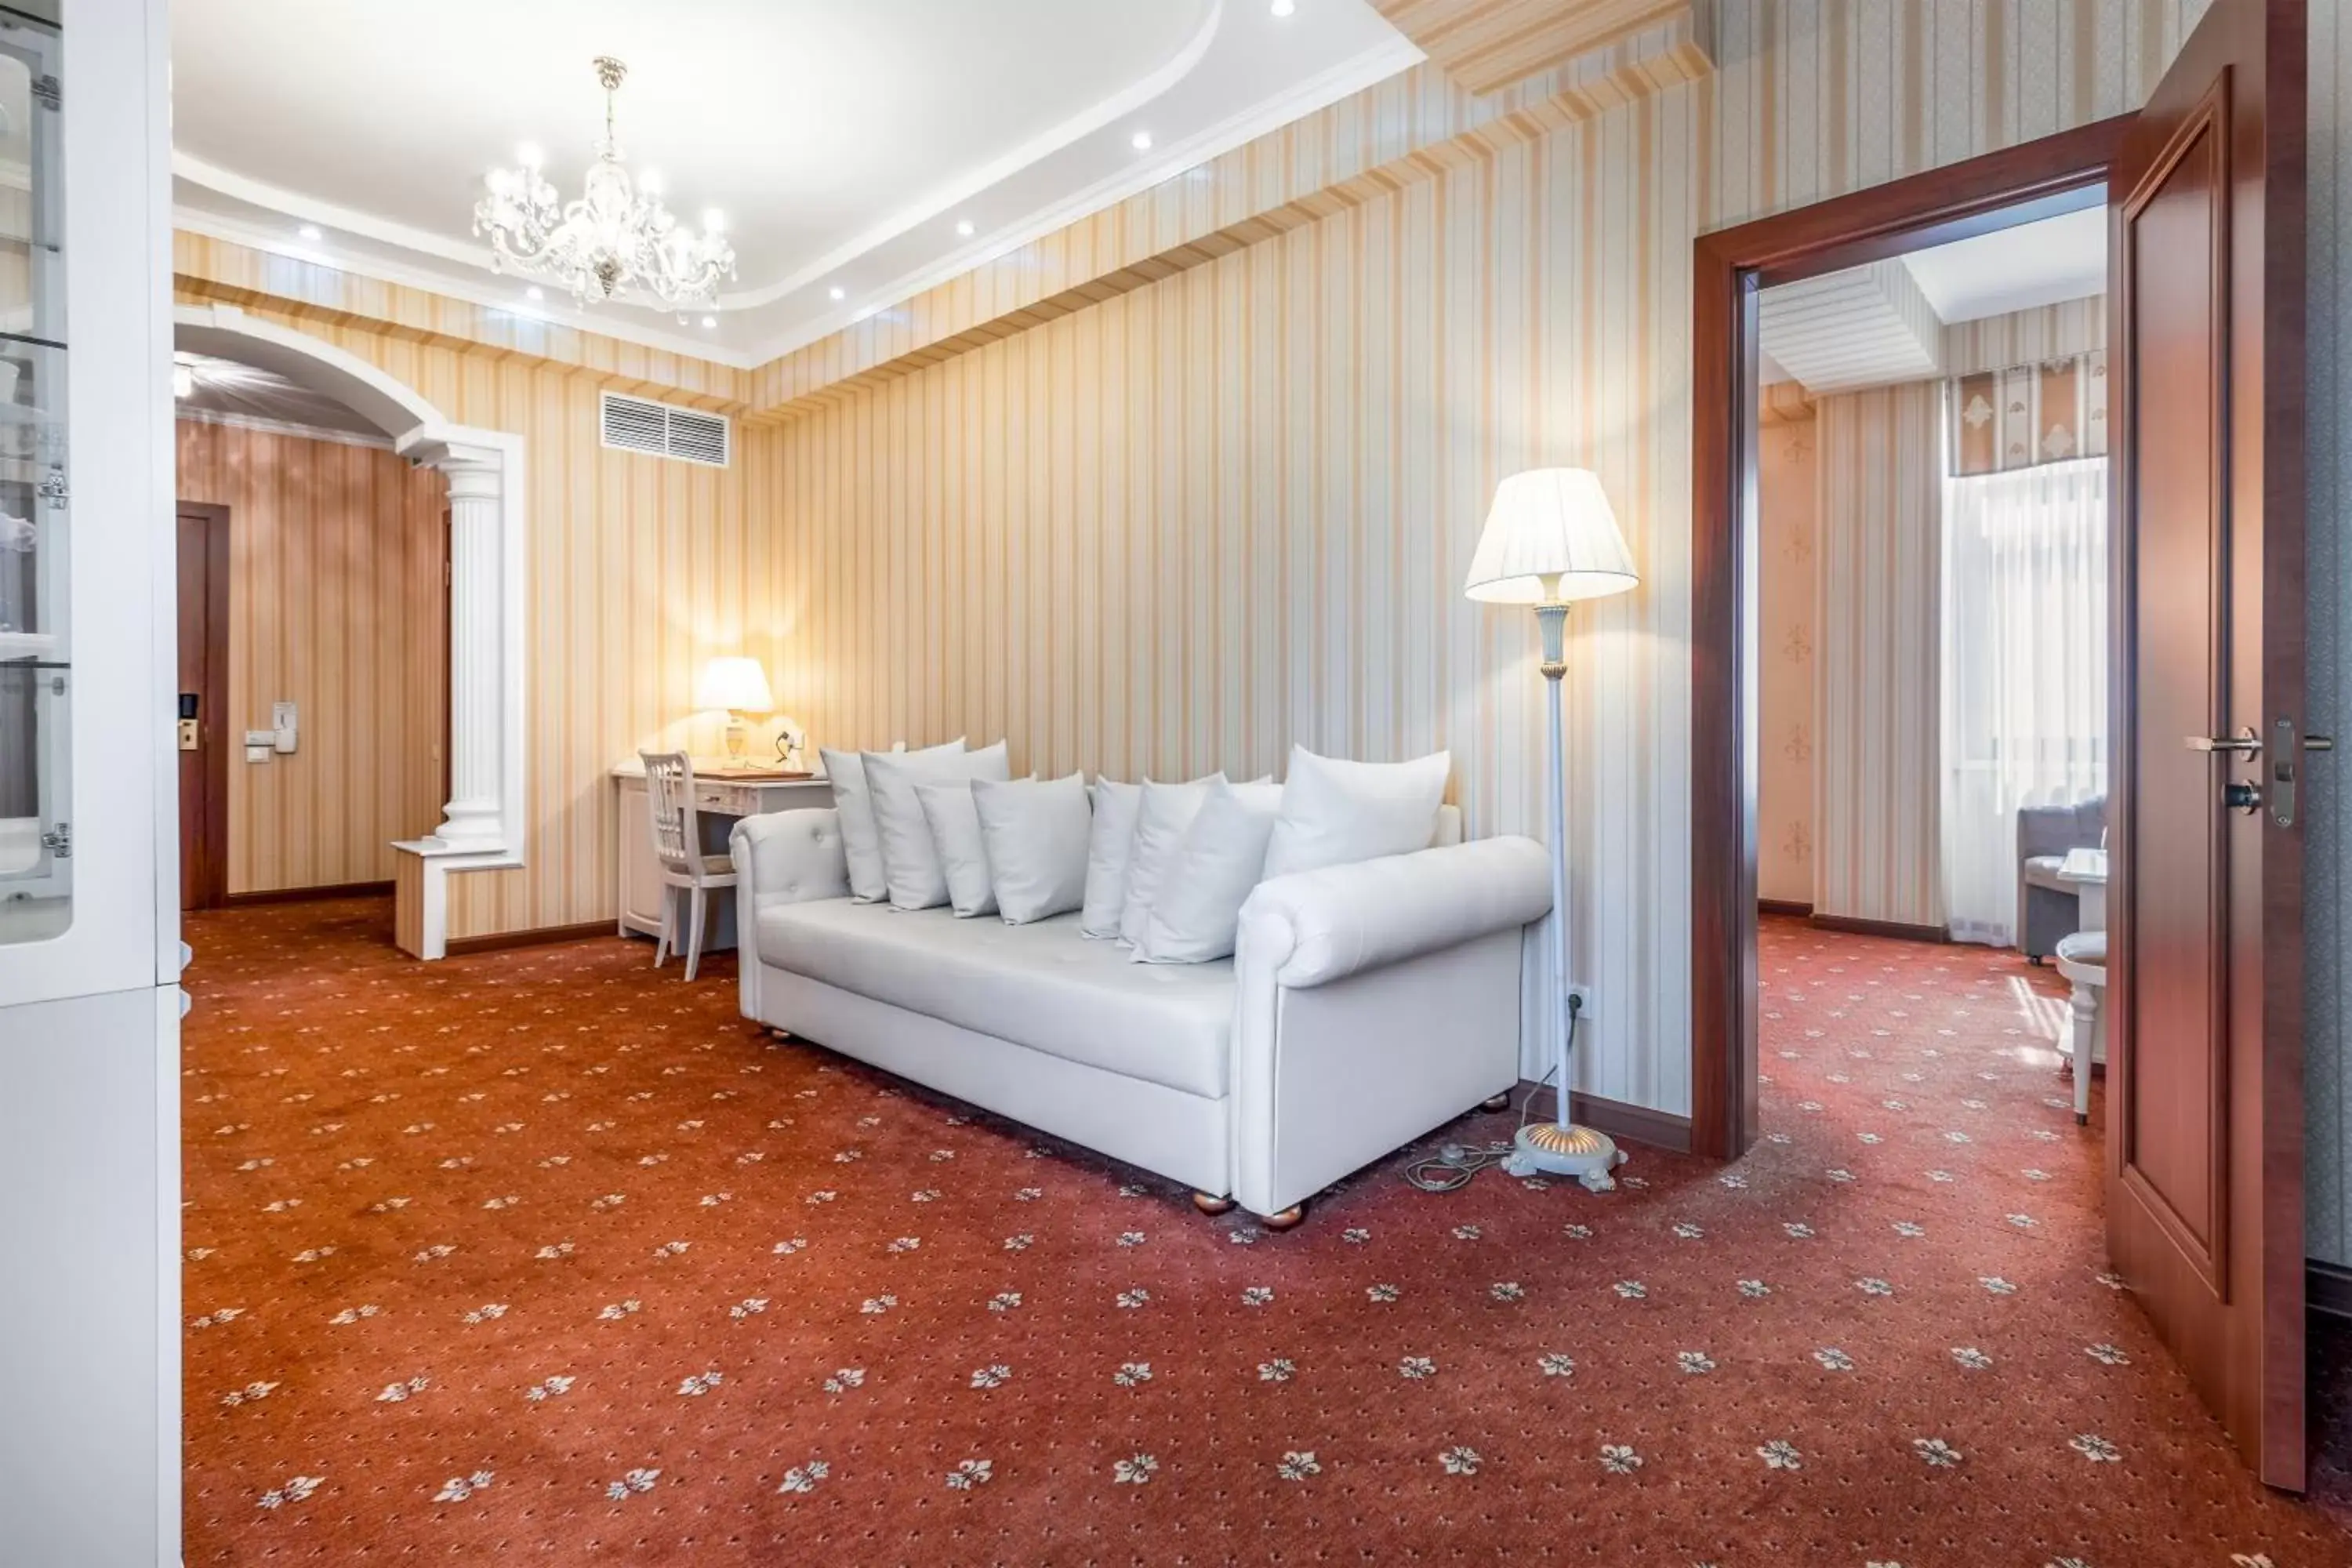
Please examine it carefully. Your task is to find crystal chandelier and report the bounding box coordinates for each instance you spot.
[473,56,737,314]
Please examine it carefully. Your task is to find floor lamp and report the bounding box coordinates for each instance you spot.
[1465,468,1639,1192]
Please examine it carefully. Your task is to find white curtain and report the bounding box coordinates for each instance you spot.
[1940,456,2108,946]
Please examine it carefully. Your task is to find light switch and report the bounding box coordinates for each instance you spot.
[242,730,274,747]
[244,745,270,764]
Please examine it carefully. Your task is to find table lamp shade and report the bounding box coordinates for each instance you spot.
[695,656,775,715]
[1463,467,1639,604]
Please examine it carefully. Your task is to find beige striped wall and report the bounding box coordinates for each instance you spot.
[1811,381,1944,928]
[756,0,2211,1112]
[174,418,448,895]
[171,285,778,942]
[1756,415,1816,908]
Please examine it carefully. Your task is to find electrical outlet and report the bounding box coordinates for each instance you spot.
[1568,984,1597,1018]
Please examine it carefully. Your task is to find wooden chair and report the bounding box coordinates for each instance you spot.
[639,750,737,981]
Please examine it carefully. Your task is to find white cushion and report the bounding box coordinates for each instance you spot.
[753,901,1236,1097]
[1118,774,1226,946]
[1134,779,1284,964]
[822,740,955,902]
[915,779,996,918]
[973,772,1091,924]
[1261,746,1451,880]
[1080,780,1144,938]
[866,741,1010,910]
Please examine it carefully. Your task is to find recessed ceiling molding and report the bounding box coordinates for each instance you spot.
[1759,258,1944,397]
[1370,0,1689,94]
[170,205,761,370]
[172,1,1232,318]
[753,31,1425,364]
[723,0,1231,311]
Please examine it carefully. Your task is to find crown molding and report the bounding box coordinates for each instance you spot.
[739,31,1426,366]
[170,206,762,371]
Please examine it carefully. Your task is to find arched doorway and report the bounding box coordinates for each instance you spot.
[172,303,526,957]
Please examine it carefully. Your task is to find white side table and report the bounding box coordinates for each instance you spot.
[2056,846,2108,933]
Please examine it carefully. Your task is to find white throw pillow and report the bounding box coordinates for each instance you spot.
[823,739,958,902]
[1117,773,1229,946]
[865,741,1011,910]
[1079,779,1143,938]
[1132,780,1284,964]
[915,779,997,918]
[1261,746,1451,880]
[972,772,1092,924]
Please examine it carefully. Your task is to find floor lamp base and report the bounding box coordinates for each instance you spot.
[1502,1121,1628,1192]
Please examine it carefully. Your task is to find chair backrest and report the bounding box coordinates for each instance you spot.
[639,750,702,877]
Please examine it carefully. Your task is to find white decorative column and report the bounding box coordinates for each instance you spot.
[426,445,507,849]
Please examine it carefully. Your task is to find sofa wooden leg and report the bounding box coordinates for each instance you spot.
[1480,1091,1512,1112]
[1258,1202,1308,1232]
[1191,1192,1236,1216]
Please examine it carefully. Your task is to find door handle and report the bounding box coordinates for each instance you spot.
[2186,729,2263,755]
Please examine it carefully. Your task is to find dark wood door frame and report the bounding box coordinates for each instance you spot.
[177,501,230,911]
[1686,116,2134,1160]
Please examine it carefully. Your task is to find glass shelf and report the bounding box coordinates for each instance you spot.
[0,9,64,946]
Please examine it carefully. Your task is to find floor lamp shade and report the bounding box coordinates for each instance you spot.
[1464,468,1639,604]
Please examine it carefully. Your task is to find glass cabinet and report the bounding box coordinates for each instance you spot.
[0,10,65,943]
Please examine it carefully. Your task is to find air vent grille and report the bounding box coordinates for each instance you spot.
[600,391,731,468]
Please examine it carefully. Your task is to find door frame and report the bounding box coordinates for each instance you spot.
[1686,117,2135,1160]
[176,500,230,911]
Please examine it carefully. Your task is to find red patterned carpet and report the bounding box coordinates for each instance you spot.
[181,901,2352,1566]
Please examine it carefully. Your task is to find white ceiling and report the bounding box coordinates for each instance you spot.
[1900,204,2109,324]
[170,0,1421,367]
[1760,203,2108,396]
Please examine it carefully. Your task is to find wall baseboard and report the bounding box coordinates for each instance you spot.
[1514,1082,1693,1155]
[445,920,620,957]
[1759,898,1814,917]
[218,879,394,909]
[1809,912,1951,944]
[2310,1258,2352,1322]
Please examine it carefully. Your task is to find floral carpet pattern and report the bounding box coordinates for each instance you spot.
[181,901,2352,1566]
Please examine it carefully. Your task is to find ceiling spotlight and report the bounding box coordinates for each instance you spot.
[1130,129,1153,151]
[640,169,663,195]
[955,218,975,238]
[516,142,544,169]
[525,285,544,302]
[1272,0,1295,13]
[297,223,323,241]
[702,209,726,234]
[829,285,846,301]
[701,314,717,328]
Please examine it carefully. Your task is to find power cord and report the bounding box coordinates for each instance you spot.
[1403,993,1583,1193]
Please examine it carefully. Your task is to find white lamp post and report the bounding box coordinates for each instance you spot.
[1464,468,1639,1192]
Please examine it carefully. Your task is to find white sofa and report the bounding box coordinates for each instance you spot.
[730,805,1553,1224]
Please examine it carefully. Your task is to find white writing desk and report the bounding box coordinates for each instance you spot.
[612,760,833,949]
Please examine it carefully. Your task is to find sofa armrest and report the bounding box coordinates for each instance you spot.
[730,808,850,907]
[1235,836,1553,989]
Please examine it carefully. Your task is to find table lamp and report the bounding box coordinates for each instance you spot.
[695,656,775,766]
[1464,467,1639,1192]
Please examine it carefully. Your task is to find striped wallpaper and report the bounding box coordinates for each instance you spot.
[173,419,448,895]
[1811,381,1945,929]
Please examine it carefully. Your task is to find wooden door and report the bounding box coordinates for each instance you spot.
[176,503,229,910]
[2107,0,2307,1490]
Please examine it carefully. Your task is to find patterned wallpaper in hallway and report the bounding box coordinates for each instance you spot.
[1757,412,1816,908]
